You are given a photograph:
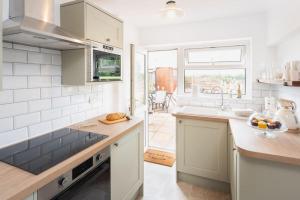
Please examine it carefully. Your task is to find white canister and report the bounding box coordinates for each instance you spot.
[290,61,299,81]
[283,62,291,81]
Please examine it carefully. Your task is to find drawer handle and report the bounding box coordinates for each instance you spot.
[106,38,111,42]
[233,148,237,151]
[178,120,182,124]
[114,143,119,147]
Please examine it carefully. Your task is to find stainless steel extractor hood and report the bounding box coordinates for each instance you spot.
[3,0,88,50]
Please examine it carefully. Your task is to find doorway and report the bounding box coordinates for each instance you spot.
[147,49,178,152]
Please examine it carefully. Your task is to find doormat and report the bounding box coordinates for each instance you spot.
[144,149,176,167]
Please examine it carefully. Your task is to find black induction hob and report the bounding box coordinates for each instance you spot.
[0,128,108,175]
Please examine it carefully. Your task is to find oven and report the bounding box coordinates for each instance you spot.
[88,43,123,82]
[37,147,110,200]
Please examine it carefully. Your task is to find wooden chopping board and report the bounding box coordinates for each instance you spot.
[98,117,128,125]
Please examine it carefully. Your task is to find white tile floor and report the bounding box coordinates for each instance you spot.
[138,162,231,200]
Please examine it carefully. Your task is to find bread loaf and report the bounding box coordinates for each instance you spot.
[106,112,126,121]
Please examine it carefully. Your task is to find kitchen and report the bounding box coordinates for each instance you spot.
[1,0,300,200]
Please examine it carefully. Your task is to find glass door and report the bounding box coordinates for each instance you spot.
[130,44,148,148]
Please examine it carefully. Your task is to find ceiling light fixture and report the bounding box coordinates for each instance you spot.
[160,1,184,19]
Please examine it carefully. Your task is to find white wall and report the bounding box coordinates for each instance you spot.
[267,0,300,46]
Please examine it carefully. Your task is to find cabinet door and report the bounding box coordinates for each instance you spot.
[86,4,123,48]
[177,119,228,182]
[24,192,37,200]
[111,127,143,200]
[229,133,237,200]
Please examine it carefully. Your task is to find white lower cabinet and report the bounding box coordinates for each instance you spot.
[177,118,228,182]
[111,126,144,200]
[24,192,37,200]
[229,132,237,200]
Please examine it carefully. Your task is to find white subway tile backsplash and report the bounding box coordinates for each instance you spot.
[52,76,62,86]
[0,128,28,148]
[3,42,12,48]
[252,90,261,98]
[41,87,61,98]
[0,90,13,104]
[52,96,70,108]
[78,86,92,94]
[71,112,86,123]
[14,63,40,75]
[77,103,92,112]
[71,95,86,104]
[52,116,71,130]
[3,63,13,75]
[14,88,40,102]
[3,48,27,63]
[2,76,28,89]
[62,87,78,96]
[62,105,78,116]
[0,118,13,133]
[0,102,28,118]
[40,48,61,55]
[29,99,51,112]
[14,112,40,129]
[13,44,40,52]
[41,109,61,121]
[86,109,99,119]
[52,55,62,65]
[28,52,51,64]
[29,121,52,137]
[1,43,105,147]
[41,65,61,76]
[28,76,52,88]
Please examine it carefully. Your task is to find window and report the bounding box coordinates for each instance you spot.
[183,45,248,96]
[185,45,245,65]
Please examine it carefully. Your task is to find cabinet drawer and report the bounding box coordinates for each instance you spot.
[86,4,123,48]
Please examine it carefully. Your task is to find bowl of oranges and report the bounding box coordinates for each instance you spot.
[247,113,287,138]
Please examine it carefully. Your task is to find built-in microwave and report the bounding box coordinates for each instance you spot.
[88,43,122,82]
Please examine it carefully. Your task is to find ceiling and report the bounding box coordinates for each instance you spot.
[61,0,275,28]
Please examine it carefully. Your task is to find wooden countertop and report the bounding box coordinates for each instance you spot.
[229,119,300,166]
[173,109,300,166]
[172,111,246,123]
[0,115,143,200]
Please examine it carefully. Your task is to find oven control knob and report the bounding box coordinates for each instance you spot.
[58,177,67,187]
[96,154,103,161]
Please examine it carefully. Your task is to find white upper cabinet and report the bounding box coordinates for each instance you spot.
[61,0,123,49]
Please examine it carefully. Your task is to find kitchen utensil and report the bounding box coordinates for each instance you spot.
[275,99,299,131]
[233,108,254,117]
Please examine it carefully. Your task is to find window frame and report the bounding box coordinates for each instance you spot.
[180,40,252,99]
[185,45,246,66]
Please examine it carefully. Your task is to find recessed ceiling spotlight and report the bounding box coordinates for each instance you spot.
[160,1,184,19]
